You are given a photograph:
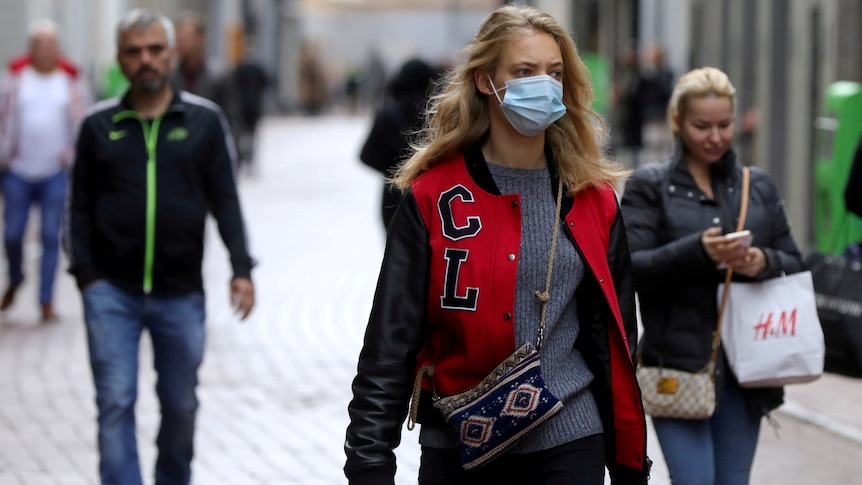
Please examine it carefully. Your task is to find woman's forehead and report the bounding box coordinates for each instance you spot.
[499,32,561,66]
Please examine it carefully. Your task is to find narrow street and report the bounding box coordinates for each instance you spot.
[0,113,859,484]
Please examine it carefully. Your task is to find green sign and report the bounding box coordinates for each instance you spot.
[813,81,862,254]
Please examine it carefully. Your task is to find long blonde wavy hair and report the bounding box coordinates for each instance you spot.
[391,5,628,194]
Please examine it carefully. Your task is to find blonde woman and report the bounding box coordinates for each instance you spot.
[345,5,648,485]
[621,67,803,484]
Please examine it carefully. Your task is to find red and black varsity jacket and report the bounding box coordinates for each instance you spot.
[345,145,649,485]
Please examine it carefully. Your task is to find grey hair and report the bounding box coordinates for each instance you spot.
[28,18,59,40]
[116,8,175,48]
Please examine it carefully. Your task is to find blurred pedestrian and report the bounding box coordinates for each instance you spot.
[344,69,361,114]
[359,57,437,230]
[227,46,268,174]
[66,9,255,484]
[638,45,674,163]
[620,67,803,484]
[361,47,387,110]
[846,135,862,217]
[0,18,92,321]
[611,47,644,168]
[737,105,760,166]
[172,10,227,106]
[345,5,649,484]
[298,40,327,115]
[845,135,862,259]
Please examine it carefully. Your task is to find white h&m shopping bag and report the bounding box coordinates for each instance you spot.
[718,271,825,388]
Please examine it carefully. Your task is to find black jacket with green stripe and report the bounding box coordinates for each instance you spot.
[67,90,254,296]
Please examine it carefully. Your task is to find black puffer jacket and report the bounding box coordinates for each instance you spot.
[620,146,803,415]
[845,137,862,217]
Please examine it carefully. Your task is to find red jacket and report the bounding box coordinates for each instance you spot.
[8,54,79,76]
[345,145,649,484]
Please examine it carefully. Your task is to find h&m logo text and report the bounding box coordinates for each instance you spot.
[753,309,797,340]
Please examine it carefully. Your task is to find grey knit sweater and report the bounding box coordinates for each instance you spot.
[418,162,603,452]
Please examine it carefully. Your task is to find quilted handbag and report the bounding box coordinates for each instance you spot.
[637,362,716,419]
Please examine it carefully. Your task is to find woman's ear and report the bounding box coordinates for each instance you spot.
[671,113,681,133]
[475,70,492,95]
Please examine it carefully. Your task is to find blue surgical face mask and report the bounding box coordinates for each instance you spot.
[488,74,566,136]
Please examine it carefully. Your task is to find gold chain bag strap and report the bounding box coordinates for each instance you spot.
[407,178,566,470]
[637,167,750,419]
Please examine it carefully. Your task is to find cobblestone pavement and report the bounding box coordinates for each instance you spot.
[0,114,860,484]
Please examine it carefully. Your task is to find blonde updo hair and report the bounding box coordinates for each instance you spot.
[667,67,737,139]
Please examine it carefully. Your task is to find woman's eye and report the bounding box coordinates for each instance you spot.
[517,68,531,76]
[550,71,563,80]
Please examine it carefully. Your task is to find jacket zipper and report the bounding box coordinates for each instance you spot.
[141,117,162,294]
[112,110,163,294]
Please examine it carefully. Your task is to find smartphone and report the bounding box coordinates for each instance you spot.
[724,230,752,247]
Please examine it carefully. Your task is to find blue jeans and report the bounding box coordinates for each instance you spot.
[2,170,66,304]
[652,372,762,485]
[83,281,206,485]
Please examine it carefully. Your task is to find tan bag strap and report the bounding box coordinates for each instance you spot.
[712,166,750,363]
[407,366,432,430]
[533,177,564,349]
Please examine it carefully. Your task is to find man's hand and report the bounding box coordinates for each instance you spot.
[230,277,255,320]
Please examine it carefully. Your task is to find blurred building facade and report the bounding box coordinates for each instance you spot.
[536,0,862,249]
[0,0,859,247]
[0,0,249,98]
[653,0,862,249]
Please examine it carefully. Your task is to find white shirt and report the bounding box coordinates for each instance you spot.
[11,67,71,181]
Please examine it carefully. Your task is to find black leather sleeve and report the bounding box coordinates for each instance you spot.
[608,201,638,363]
[344,190,430,485]
[846,138,862,217]
[608,460,651,485]
[575,198,648,483]
[607,202,650,483]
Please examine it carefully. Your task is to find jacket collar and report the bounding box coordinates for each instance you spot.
[463,142,499,195]
[669,139,740,187]
[118,89,187,117]
[463,140,573,213]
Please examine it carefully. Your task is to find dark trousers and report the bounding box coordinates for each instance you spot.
[419,434,605,485]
